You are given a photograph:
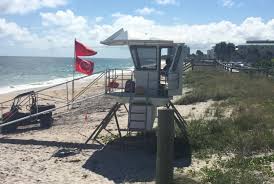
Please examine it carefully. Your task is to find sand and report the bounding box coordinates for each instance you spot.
[0,76,214,184]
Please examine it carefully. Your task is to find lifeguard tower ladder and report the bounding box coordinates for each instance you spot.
[85,29,189,143]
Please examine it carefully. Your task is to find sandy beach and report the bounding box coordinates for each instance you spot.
[0,75,212,184]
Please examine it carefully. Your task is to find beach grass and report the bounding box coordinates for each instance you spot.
[175,69,274,183]
[176,70,274,106]
[178,70,274,155]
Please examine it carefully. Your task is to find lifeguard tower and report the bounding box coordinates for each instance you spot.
[85,29,189,143]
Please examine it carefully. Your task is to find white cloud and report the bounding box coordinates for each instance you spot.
[0,18,34,41]
[40,10,88,32]
[95,16,104,23]
[112,12,124,18]
[36,9,96,55]
[2,9,274,56]
[154,0,177,5]
[89,15,274,52]
[40,0,67,7]
[0,0,67,14]
[222,0,235,7]
[135,7,162,15]
[0,18,66,54]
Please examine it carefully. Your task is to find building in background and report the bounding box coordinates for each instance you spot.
[185,46,191,56]
[207,47,215,59]
[236,40,274,63]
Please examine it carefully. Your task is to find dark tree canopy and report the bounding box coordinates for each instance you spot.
[214,42,236,61]
[196,50,204,56]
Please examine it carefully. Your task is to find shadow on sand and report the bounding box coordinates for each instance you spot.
[83,135,191,183]
[0,138,103,150]
[1,123,55,135]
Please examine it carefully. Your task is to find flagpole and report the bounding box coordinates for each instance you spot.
[72,38,76,106]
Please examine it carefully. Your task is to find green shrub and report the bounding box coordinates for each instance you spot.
[188,105,274,156]
[201,167,266,184]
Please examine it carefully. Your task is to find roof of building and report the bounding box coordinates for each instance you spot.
[237,43,274,47]
[237,40,274,47]
[246,40,274,44]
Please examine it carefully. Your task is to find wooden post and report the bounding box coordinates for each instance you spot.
[156,109,175,184]
[105,69,108,94]
[66,82,69,110]
[0,103,3,117]
[114,112,122,138]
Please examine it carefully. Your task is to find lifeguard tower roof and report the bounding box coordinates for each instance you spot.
[100,28,174,46]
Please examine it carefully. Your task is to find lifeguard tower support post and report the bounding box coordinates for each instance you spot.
[85,29,189,143]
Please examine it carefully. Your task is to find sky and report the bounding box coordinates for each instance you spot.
[0,0,274,58]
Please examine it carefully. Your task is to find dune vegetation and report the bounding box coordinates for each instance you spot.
[175,69,274,183]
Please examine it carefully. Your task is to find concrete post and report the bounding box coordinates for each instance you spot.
[156,109,175,184]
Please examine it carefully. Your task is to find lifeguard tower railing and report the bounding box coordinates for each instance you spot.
[105,68,178,98]
[105,68,134,94]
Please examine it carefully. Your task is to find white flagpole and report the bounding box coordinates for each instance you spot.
[72,38,76,105]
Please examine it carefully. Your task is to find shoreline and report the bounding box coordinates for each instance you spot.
[0,56,133,96]
[0,66,134,96]
[0,72,104,96]
[0,74,106,117]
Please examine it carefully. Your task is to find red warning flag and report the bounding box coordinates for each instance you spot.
[75,57,94,75]
[75,40,97,56]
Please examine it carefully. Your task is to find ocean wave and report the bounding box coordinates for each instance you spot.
[0,66,134,95]
[0,78,68,95]
[0,74,98,95]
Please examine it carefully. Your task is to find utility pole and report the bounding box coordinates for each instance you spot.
[156,109,175,184]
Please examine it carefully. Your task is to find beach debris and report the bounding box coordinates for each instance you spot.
[67,159,81,163]
[52,148,80,158]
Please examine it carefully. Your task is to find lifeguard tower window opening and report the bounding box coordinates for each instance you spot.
[130,46,157,70]
[160,47,173,74]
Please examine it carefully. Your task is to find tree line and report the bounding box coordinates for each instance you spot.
[192,41,274,68]
[190,42,236,62]
[214,42,235,62]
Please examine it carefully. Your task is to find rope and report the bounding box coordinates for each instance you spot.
[37,97,67,104]
[36,71,105,93]
[38,93,68,102]
[50,92,106,158]
[70,72,105,102]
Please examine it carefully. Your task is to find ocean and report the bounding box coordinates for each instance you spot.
[0,56,133,94]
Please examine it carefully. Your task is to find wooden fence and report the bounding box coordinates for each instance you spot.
[184,60,273,77]
[215,61,272,76]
